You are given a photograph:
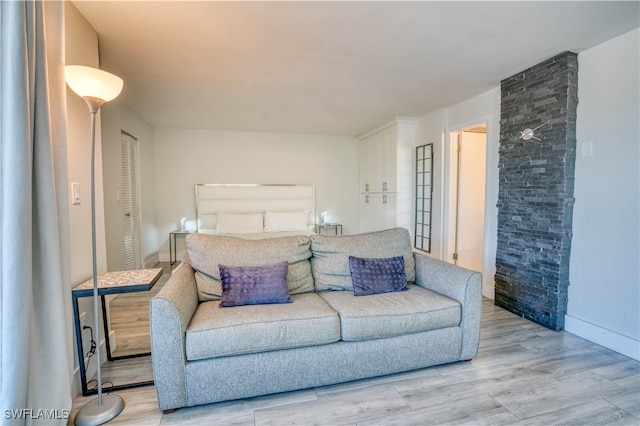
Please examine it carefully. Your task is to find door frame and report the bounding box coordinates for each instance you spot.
[120,130,143,270]
[443,118,490,274]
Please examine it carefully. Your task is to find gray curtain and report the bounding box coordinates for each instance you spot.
[0,1,73,425]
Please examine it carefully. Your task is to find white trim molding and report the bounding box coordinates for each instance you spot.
[565,315,640,361]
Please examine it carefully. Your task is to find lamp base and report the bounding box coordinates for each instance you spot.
[74,393,125,426]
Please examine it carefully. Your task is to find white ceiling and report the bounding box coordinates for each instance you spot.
[72,1,639,136]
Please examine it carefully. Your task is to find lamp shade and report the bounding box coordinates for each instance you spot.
[65,65,123,102]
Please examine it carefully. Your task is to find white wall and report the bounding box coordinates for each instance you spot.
[566,28,640,360]
[153,128,359,261]
[102,103,159,270]
[415,88,501,299]
[65,2,108,396]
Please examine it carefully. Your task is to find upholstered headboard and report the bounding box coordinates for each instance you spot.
[195,184,316,234]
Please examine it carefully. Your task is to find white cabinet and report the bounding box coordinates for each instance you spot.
[359,126,397,193]
[359,193,398,233]
[358,118,416,233]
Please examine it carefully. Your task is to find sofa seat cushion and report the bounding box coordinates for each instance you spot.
[318,284,461,342]
[185,293,340,360]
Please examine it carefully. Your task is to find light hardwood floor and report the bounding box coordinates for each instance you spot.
[71,263,640,425]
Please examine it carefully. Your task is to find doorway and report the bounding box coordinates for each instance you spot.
[121,130,142,270]
[448,123,487,273]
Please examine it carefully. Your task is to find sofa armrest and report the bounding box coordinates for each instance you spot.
[413,252,482,360]
[150,263,199,411]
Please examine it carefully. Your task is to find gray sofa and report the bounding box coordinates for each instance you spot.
[150,227,481,413]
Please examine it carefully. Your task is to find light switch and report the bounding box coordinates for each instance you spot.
[581,142,593,158]
[71,182,80,205]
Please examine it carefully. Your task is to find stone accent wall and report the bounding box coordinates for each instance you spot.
[495,52,578,331]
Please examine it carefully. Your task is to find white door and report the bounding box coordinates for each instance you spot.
[453,126,487,272]
[121,131,142,270]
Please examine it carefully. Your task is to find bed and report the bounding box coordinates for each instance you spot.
[194,184,316,238]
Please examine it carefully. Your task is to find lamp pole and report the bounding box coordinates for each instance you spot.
[88,99,104,407]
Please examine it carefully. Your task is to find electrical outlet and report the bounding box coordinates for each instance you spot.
[79,312,87,329]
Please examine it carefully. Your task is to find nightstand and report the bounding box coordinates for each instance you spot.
[169,230,194,265]
[314,223,343,235]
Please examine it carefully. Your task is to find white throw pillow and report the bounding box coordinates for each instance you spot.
[264,210,310,232]
[216,212,264,234]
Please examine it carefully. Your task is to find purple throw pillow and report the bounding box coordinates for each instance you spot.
[219,261,292,307]
[349,255,407,296]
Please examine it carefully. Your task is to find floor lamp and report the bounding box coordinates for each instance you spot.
[65,65,125,426]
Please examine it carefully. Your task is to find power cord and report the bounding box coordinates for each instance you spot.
[83,325,97,371]
[86,379,115,395]
[82,325,115,394]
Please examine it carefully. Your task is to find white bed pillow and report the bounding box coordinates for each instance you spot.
[216,212,264,234]
[264,210,310,233]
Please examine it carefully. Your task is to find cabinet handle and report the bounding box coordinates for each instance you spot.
[382,182,387,191]
[383,195,387,204]
[365,195,370,204]
[365,183,369,192]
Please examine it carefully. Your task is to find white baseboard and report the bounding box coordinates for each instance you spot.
[482,282,495,300]
[565,315,639,361]
[144,252,160,268]
[109,330,116,353]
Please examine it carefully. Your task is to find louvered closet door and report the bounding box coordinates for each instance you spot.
[121,131,142,270]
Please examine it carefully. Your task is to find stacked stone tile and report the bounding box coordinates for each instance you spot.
[495,52,578,331]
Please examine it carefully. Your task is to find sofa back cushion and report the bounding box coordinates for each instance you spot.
[185,233,314,302]
[310,227,415,292]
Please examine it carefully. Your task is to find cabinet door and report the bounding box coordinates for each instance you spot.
[359,140,371,193]
[381,127,397,193]
[359,193,398,233]
[395,120,414,196]
[379,192,398,230]
[359,138,379,193]
[375,133,389,192]
[359,193,379,232]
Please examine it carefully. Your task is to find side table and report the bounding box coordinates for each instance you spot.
[72,267,163,396]
[314,223,343,235]
[169,230,194,265]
